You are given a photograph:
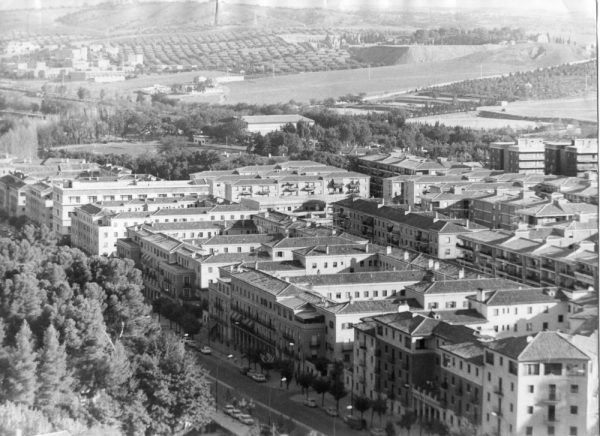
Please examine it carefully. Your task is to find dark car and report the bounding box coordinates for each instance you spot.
[343,414,366,430]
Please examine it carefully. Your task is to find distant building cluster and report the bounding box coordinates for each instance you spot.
[0,140,597,436]
[1,41,142,82]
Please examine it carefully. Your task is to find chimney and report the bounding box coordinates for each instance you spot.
[526,335,534,343]
[404,250,410,261]
[458,268,465,279]
[386,246,392,255]
[433,212,439,222]
[477,287,485,302]
[348,296,354,304]
[433,261,440,271]
[465,219,469,228]
[326,245,330,255]
[428,259,434,269]
[365,245,370,253]
[406,206,412,213]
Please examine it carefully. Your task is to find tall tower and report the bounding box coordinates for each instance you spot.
[214,0,219,26]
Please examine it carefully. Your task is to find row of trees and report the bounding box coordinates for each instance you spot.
[420,60,597,103]
[0,224,214,435]
[410,27,528,45]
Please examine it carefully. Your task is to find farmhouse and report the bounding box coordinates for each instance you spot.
[240,114,315,135]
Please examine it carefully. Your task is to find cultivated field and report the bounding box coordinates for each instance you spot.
[406,112,548,130]
[479,94,598,123]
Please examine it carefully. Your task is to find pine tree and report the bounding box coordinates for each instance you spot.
[36,324,68,411]
[6,320,37,406]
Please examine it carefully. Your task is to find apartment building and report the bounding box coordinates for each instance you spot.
[545,138,598,176]
[24,182,53,226]
[52,177,210,237]
[469,190,549,230]
[457,227,599,291]
[357,153,448,197]
[489,139,546,174]
[0,174,31,217]
[333,198,478,259]
[481,331,597,436]
[517,193,597,226]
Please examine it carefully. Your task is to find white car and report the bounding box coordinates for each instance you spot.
[200,346,212,355]
[303,398,317,408]
[251,373,267,383]
[223,405,236,416]
[238,414,255,425]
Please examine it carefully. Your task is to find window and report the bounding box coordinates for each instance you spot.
[528,385,534,393]
[485,352,494,365]
[527,406,533,414]
[526,323,533,331]
[571,385,579,394]
[276,251,283,257]
[548,426,555,435]
[527,306,533,314]
[445,301,456,309]
[558,315,564,322]
[545,363,562,375]
[525,427,533,436]
[570,406,578,415]
[508,361,518,375]
[312,263,317,269]
[570,427,578,436]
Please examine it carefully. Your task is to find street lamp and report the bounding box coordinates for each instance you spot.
[215,354,234,410]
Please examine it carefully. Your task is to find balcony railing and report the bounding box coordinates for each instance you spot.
[493,386,504,396]
[538,392,561,403]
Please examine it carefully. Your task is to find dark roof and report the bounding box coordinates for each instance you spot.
[317,300,400,315]
[371,313,440,337]
[485,331,590,361]
[439,342,484,365]
[78,203,105,215]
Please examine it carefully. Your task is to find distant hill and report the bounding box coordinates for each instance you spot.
[347,43,592,68]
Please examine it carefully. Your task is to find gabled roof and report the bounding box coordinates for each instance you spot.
[317,300,399,315]
[439,342,484,365]
[288,270,427,286]
[409,278,526,295]
[264,236,363,249]
[371,312,440,337]
[78,203,105,215]
[486,331,590,361]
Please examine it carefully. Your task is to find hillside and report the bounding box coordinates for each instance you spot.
[456,43,592,67]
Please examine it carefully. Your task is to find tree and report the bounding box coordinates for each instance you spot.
[77,87,91,100]
[353,395,372,420]
[312,377,330,406]
[398,412,417,436]
[36,324,69,411]
[6,320,37,406]
[297,372,315,398]
[385,420,396,436]
[328,378,347,412]
[372,397,388,426]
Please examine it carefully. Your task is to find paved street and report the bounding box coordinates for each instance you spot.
[156,314,426,436]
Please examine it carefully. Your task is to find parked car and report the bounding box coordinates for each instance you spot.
[371,428,387,436]
[239,366,250,375]
[303,398,317,408]
[230,409,243,419]
[251,373,267,383]
[324,406,338,416]
[343,415,366,430]
[199,346,212,355]
[223,405,236,416]
[237,414,255,425]
[184,342,200,351]
[246,370,257,379]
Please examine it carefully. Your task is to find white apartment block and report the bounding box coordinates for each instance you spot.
[52,177,210,237]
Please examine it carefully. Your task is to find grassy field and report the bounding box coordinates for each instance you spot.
[54,141,159,157]
[479,94,598,123]
[406,111,548,130]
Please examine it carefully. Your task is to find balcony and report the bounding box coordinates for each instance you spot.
[574,270,595,285]
[493,386,504,396]
[538,392,561,403]
[544,416,560,425]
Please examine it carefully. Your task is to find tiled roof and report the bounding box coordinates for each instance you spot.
[318,300,399,315]
[482,288,563,306]
[143,221,222,231]
[202,251,269,264]
[410,278,527,295]
[432,322,479,343]
[288,270,427,286]
[419,309,486,325]
[486,331,590,361]
[78,203,105,215]
[152,207,213,216]
[264,236,363,249]
[518,201,597,217]
[295,243,380,257]
[202,234,279,245]
[439,342,484,364]
[372,313,439,337]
